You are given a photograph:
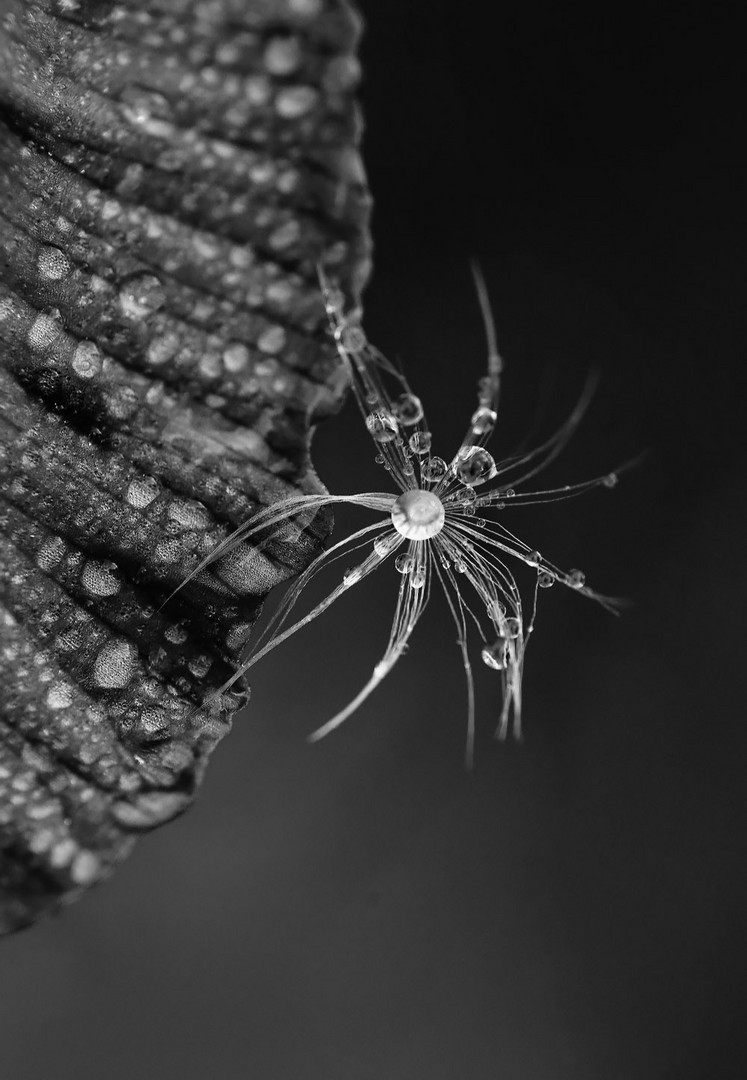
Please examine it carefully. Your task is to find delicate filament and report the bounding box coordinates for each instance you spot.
[160,267,624,763]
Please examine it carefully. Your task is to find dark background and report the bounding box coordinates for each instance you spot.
[1,2,745,1077]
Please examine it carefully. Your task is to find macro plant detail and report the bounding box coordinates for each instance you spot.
[171,267,623,765]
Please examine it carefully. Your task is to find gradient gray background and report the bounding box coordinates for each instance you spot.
[1,3,744,1077]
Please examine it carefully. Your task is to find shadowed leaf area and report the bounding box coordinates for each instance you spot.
[0,0,370,932]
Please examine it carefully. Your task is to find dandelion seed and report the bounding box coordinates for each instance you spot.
[165,264,631,766]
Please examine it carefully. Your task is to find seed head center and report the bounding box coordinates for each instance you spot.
[391,489,445,541]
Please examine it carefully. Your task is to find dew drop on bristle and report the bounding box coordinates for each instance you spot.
[343,566,361,586]
[323,287,345,314]
[409,431,432,455]
[470,406,497,436]
[504,617,521,639]
[568,569,586,588]
[393,393,424,426]
[454,559,467,574]
[395,553,415,575]
[526,550,542,568]
[449,485,476,508]
[373,533,400,557]
[421,456,447,482]
[487,598,506,619]
[482,638,507,670]
[365,412,398,442]
[338,323,367,353]
[603,472,618,488]
[538,572,555,588]
[455,446,497,486]
[410,567,426,589]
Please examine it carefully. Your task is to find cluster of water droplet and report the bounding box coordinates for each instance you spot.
[395,553,426,589]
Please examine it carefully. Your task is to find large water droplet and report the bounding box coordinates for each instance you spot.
[504,617,521,639]
[373,533,400,558]
[470,406,497,436]
[395,553,415,575]
[393,392,424,426]
[421,456,447,482]
[410,567,426,589]
[455,446,497,486]
[526,550,542,568]
[568,568,586,588]
[336,322,367,352]
[365,411,398,442]
[481,638,507,670]
[538,572,555,588]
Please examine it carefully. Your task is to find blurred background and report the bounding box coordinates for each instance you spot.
[1,2,745,1077]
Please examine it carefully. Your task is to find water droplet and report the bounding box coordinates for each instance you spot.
[164,622,189,644]
[93,640,136,688]
[455,486,477,507]
[568,568,586,588]
[46,682,74,710]
[365,412,398,442]
[455,446,497,486]
[409,431,432,455]
[395,553,415,575]
[410,567,426,589]
[454,559,467,574]
[373,533,400,558]
[421,456,447,482]
[343,566,361,586]
[336,322,367,353]
[538,572,555,588]
[81,559,121,597]
[487,598,506,619]
[504,617,521,639]
[126,475,159,508]
[72,340,103,378]
[481,638,507,670]
[470,406,497,436]
[223,342,250,371]
[393,393,424,426]
[323,286,344,314]
[118,273,166,319]
[37,245,71,280]
[603,472,618,488]
[503,488,515,498]
[526,550,542,568]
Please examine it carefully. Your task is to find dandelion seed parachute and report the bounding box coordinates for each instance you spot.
[166,266,625,764]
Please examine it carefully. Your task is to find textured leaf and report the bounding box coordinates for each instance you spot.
[0,0,370,932]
